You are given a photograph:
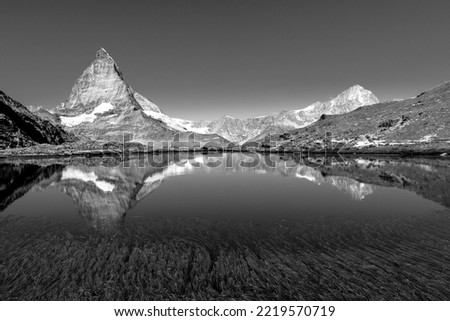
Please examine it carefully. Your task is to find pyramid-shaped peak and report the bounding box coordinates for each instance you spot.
[96,47,114,60]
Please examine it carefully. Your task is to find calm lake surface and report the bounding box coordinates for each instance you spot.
[1,153,450,300]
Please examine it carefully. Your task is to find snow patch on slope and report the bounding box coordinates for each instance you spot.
[142,109,211,134]
[60,102,115,127]
[61,167,115,192]
[93,102,115,114]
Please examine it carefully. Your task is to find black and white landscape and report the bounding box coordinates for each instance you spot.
[1,0,450,301]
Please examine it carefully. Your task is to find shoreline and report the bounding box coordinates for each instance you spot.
[0,147,448,160]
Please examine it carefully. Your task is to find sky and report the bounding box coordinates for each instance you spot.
[2,0,450,120]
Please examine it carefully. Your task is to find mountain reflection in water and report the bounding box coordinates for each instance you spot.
[1,153,449,232]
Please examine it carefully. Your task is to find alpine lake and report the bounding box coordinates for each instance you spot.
[1,152,450,300]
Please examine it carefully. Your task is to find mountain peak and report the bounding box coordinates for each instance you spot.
[344,84,366,94]
[56,47,165,135]
[95,47,113,61]
[336,84,379,104]
[350,84,365,91]
[56,47,130,115]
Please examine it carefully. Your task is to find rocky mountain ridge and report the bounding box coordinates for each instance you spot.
[0,91,76,149]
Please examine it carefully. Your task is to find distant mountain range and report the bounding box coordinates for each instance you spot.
[20,48,378,145]
[0,47,448,154]
[141,83,378,143]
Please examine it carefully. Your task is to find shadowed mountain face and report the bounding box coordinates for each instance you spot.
[1,154,449,232]
[0,163,64,211]
[0,91,76,149]
[264,82,450,153]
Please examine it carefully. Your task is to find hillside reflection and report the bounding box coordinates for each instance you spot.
[1,153,449,232]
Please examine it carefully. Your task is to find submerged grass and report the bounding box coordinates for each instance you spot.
[1,211,450,300]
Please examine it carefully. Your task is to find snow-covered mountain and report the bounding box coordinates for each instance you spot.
[274,84,379,128]
[184,85,379,143]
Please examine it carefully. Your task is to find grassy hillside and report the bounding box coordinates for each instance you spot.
[256,82,450,154]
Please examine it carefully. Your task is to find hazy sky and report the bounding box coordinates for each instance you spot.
[2,0,450,120]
